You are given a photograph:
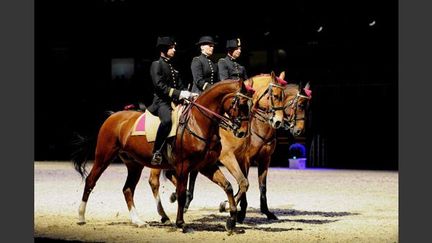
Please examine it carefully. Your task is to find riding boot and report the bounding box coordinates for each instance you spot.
[151,105,172,165]
[151,133,164,165]
[151,125,169,165]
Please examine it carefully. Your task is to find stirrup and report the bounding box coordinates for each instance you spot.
[151,151,162,165]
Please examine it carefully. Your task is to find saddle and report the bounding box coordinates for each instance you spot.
[131,105,183,142]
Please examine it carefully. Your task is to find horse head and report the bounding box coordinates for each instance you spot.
[223,79,255,138]
[193,79,255,139]
[283,81,312,136]
[248,72,287,129]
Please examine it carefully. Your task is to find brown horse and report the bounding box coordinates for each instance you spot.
[238,80,311,220]
[159,73,312,223]
[72,79,255,232]
[147,72,291,222]
[216,78,312,223]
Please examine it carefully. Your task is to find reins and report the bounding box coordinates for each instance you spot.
[283,91,311,129]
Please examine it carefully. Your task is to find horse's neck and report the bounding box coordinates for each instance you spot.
[190,84,236,137]
[251,115,274,139]
[195,84,235,114]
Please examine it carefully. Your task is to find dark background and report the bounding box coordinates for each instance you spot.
[35,0,397,170]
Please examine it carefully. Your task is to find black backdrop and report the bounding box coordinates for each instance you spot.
[35,0,397,170]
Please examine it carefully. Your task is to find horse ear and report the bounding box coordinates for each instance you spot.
[303,81,312,97]
[279,71,285,80]
[270,71,276,80]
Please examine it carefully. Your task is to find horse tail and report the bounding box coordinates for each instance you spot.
[71,132,96,179]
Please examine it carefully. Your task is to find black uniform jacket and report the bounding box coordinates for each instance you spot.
[148,56,185,114]
[191,53,219,93]
[217,55,248,81]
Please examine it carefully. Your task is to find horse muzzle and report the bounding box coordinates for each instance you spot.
[291,127,303,137]
[270,117,283,129]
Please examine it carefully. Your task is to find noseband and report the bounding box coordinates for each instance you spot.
[253,82,286,124]
[283,92,310,130]
[226,92,253,131]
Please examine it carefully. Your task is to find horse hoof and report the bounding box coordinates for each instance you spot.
[169,192,177,203]
[266,212,278,220]
[77,221,86,225]
[219,201,227,213]
[181,225,192,233]
[176,220,185,229]
[161,217,171,224]
[133,220,148,228]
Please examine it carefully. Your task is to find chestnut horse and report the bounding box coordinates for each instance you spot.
[147,72,290,222]
[157,73,312,223]
[219,80,312,222]
[72,79,254,232]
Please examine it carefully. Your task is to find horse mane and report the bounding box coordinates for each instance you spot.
[284,83,300,96]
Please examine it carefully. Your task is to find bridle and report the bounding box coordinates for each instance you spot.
[283,91,310,130]
[253,82,286,125]
[180,89,253,142]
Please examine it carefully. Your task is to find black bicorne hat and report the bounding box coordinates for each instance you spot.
[156,36,176,48]
[195,36,217,45]
[226,38,241,50]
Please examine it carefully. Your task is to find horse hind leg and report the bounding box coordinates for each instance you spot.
[184,170,198,213]
[169,170,196,213]
[122,160,147,227]
[78,143,119,225]
[149,168,171,224]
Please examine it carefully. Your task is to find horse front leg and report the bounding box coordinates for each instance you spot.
[200,164,237,233]
[218,154,250,224]
[175,169,189,230]
[257,156,278,220]
[236,157,251,224]
[149,168,171,224]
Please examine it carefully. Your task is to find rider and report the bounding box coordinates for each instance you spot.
[218,38,248,81]
[191,35,220,94]
[148,36,196,165]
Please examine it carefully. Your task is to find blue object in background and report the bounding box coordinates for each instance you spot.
[289,143,306,159]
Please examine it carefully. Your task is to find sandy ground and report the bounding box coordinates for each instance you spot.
[34,161,398,242]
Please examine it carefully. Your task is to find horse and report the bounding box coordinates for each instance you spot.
[216,78,312,222]
[160,73,312,223]
[72,79,255,232]
[147,72,292,223]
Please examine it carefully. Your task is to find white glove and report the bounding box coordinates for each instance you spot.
[179,90,192,100]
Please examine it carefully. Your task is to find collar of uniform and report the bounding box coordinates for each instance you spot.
[160,56,171,63]
[200,53,210,59]
[227,55,236,61]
